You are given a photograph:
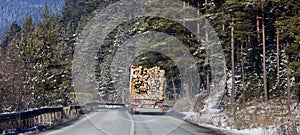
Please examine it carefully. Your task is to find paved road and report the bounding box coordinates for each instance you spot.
[39,109,225,135]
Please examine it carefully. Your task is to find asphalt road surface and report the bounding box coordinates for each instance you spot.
[39,109,225,135]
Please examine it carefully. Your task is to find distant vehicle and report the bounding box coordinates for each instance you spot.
[129,65,165,114]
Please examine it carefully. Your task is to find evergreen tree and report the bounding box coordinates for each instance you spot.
[276,0,300,109]
[24,5,72,107]
[0,21,21,52]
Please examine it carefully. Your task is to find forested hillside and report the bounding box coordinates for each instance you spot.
[0,0,112,112]
[0,0,299,132]
[0,0,64,39]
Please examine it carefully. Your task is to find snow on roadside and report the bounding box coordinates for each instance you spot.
[181,111,199,120]
[198,123,269,135]
[179,86,292,134]
[182,95,300,135]
[224,127,274,135]
[192,88,229,127]
[183,112,278,135]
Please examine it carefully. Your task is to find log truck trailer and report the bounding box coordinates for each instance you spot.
[129,65,165,114]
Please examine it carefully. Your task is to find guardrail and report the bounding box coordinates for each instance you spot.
[85,103,126,111]
[0,106,82,134]
[85,103,125,106]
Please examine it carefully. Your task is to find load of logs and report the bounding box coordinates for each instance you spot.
[131,66,165,100]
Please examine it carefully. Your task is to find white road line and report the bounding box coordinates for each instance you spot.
[126,111,135,135]
[42,112,99,135]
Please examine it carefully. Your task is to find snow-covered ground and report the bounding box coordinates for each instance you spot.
[181,101,300,135]
[181,110,290,135]
[179,88,300,135]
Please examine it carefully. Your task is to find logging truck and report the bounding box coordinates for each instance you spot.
[129,65,165,114]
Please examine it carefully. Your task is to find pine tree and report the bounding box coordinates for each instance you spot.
[0,21,21,52]
[22,4,73,107]
[276,0,300,110]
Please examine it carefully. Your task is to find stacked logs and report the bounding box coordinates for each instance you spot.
[132,66,165,100]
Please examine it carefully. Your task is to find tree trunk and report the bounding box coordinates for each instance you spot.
[262,1,268,101]
[190,75,193,98]
[205,9,210,94]
[222,5,225,31]
[256,15,261,42]
[286,42,291,112]
[231,17,235,113]
[222,5,227,96]
[205,38,210,94]
[171,77,177,100]
[241,42,245,95]
[297,75,300,103]
[276,27,280,86]
[205,0,210,95]
[197,2,200,41]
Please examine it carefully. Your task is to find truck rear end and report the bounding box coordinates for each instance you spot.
[129,65,165,114]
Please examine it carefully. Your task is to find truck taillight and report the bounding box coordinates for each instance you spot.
[157,99,162,102]
[157,105,163,109]
[133,104,139,108]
